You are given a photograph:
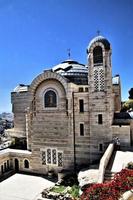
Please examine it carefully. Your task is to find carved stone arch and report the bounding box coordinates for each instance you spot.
[29,71,68,96]
[29,71,68,113]
[89,42,105,54]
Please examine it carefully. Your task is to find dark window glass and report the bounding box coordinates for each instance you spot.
[79,99,84,113]
[80,123,84,136]
[79,87,83,92]
[7,160,10,170]
[1,165,4,174]
[98,114,103,124]
[85,87,88,92]
[45,90,57,107]
[99,143,103,152]
[24,160,29,168]
[4,163,7,172]
[93,46,103,64]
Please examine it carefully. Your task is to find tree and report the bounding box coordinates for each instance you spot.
[129,88,133,99]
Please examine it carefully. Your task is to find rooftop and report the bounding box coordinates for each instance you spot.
[53,60,88,85]
[87,35,111,51]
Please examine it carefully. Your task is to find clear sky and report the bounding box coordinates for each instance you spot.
[0,0,133,113]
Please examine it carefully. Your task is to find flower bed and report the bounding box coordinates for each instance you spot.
[81,169,133,200]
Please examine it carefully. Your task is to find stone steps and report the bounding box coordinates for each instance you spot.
[104,170,116,182]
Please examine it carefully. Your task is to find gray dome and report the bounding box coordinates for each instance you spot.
[87,36,110,51]
[52,60,88,85]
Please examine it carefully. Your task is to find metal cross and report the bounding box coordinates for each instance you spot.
[67,48,71,59]
[97,30,100,36]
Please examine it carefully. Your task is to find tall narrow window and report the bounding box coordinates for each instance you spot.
[45,90,57,107]
[1,165,4,174]
[4,163,7,172]
[7,160,10,170]
[80,123,84,136]
[99,143,103,152]
[79,99,84,113]
[24,159,29,168]
[98,114,103,124]
[93,46,103,64]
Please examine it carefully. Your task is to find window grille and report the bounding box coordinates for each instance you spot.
[52,149,57,165]
[47,149,51,164]
[94,68,105,91]
[42,151,46,165]
[42,148,63,167]
[58,152,63,167]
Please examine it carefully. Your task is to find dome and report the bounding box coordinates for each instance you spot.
[87,35,110,51]
[52,60,88,85]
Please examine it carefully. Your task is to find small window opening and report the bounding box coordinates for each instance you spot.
[79,87,84,92]
[80,123,84,136]
[98,114,103,124]
[99,143,103,152]
[85,87,88,92]
[79,99,84,113]
[24,160,29,168]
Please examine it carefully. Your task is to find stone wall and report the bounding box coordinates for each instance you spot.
[11,91,31,137]
[112,84,121,112]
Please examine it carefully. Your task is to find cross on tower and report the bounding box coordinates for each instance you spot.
[97,30,100,36]
[67,48,71,59]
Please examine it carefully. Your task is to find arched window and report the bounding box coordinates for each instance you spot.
[24,159,29,168]
[93,46,103,64]
[44,90,57,107]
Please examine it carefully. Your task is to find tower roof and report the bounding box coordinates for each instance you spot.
[87,35,111,51]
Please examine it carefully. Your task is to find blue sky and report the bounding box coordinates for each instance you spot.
[0,0,133,113]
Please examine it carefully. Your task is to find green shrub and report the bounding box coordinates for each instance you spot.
[126,162,133,169]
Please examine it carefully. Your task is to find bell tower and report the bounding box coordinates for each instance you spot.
[87,36,114,162]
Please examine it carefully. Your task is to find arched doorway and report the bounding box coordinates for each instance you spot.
[14,158,19,171]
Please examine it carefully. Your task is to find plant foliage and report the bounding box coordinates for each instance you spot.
[81,169,133,200]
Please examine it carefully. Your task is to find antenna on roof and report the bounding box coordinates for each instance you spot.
[97,30,100,36]
[67,48,71,59]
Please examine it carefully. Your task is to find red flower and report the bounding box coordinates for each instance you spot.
[81,169,133,200]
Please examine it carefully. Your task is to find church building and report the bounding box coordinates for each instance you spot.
[1,35,132,175]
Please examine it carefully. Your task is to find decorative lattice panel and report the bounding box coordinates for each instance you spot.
[94,70,99,91]
[93,68,105,91]
[47,149,51,164]
[58,152,63,167]
[42,151,46,165]
[52,149,57,165]
[99,69,104,91]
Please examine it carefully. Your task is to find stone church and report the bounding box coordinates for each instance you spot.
[1,35,132,175]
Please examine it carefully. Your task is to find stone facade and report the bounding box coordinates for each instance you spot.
[3,35,133,175]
